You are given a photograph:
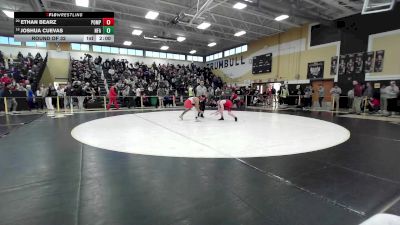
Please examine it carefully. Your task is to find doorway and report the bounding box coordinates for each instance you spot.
[311,80,334,108]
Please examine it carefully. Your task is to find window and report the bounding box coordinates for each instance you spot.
[224,50,230,57]
[229,48,235,56]
[9,38,21,46]
[101,46,111,53]
[173,54,180,60]
[145,51,153,57]
[93,45,102,52]
[242,44,248,52]
[179,55,185,60]
[120,48,128,55]
[209,55,214,61]
[187,55,193,61]
[159,52,166,58]
[153,52,160,58]
[218,52,222,59]
[0,36,9,44]
[110,47,119,54]
[71,43,81,50]
[36,42,47,48]
[26,42,36,47]
[135,50,143,56]
[167,53,173,59]
[80,44,89,51]
[128,49,135,55]
[236,47,242,54]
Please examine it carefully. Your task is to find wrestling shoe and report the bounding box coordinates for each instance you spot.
[235,117,238,122]
[219,117,224,120]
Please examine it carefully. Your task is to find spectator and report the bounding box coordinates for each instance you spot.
[43,84,51,111]
[379,84,387,114]
[157,87,167,108]
[318,84,325,108]
[188,84,194,97]
[122,84,132,109]
[385,81,399,116]
[303,85,312,110]
[352,80,363,115]
[107,84,119,110]
[3,84,18,113]
[330,83,342,111]
[347,89,354,109]
[279,86,289,105]
[26,85,35,110]
[367,97,380,113]
[63,83,72,110]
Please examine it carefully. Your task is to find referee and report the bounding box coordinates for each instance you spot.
[196,80,207,118]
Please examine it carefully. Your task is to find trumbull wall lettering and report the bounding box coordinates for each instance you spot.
[207,55,245,69]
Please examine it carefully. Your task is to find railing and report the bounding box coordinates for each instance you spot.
[0,94,398,115]
[35,53,48,92]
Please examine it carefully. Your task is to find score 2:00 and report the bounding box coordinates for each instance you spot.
[98,36,112,41]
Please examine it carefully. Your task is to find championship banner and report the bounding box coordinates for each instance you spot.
[346,54,355,75]
[330,56,338,75]
[374,50,385,72]
[364,51,374,73]
[354,52,364,74]
[307,61,324,79]
[338,55,346,75]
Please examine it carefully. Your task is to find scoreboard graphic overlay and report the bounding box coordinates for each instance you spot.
[14,12,114,43]
[252,53,272,74]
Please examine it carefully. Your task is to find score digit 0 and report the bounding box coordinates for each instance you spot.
[102,18,114,26]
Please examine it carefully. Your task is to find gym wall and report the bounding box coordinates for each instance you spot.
[208,25,339,85]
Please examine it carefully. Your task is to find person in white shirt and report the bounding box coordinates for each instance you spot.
[330,83,342,111]
[135,86,141,107]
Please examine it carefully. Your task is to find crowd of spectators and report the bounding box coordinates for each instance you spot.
[0,50,45,112]
[67,55,229,109]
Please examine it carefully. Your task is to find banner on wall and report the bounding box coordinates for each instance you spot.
[330,56,338,75]
[374,50,385,72]
[338,55,346,76]
[364,51,374,73]
[307,61,324,79]
[252,53,272,74]
[346,54,355,75]
[354,52,364,74]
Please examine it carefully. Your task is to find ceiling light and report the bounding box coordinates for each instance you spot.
[75,0,89,7]
[208,42,216,47]
[177,36,186,42]
[189,50,197,54]
[160,46,169,50]
[2,10,14,18]
[233,2,247,9]
[197,22,211,30]
[132,29,143,36]
[234,30,246,37]
[275,14,289,21]
[123,41,132,46]
[145,11,159,20]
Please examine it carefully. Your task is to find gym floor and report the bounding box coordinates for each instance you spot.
[0,109,399,225]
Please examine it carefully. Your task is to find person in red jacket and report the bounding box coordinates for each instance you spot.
[0,74,11,86]
[106,84,120,110]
